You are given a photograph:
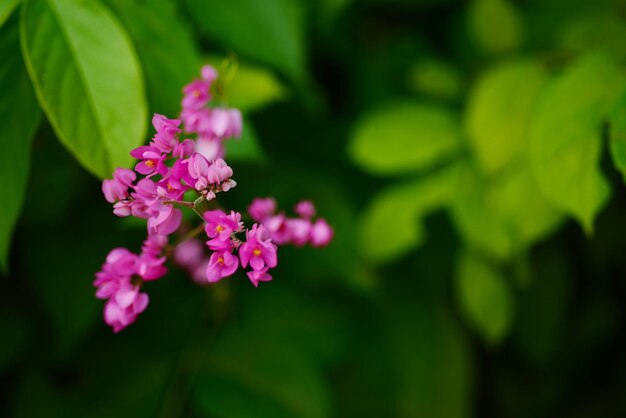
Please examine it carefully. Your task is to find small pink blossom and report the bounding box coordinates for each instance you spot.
[294,200,316,219]
[248,197,277,222]
[247,268,272,287]
[102,168,136,203]
[205,251,239,283]
[310,218,333,247]
[239,224,278,271]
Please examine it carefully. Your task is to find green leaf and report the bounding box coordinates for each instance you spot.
[558,13,626,58]
[608,85,626,182]
[467,0,524,54]
[0,16,41,272]
[358,164,458,263]
[105,0,201,117]
[349,101,462,176]
[454,250,514,345]
[206,55,288,113]
[0,0,20,28]
[184,0,306,82]
[450,162,562,260]
[529,51,625,233]
[465,58,546,174]
[224,118,266,163]
[20,0,147,179]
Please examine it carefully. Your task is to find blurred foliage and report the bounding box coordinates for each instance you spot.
[3,0,626,417]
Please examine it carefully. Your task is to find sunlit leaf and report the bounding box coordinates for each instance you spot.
[454,250,514,345]
[105,0,201,117]
[184,0,306,82]
[349,101,461,176]
[529,51,625,233]
[465,58,546,174]
[0,16,41,272]
[21,0,147,178]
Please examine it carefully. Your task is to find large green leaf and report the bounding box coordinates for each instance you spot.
[454,250,514,345]
[450,162,562,260]
[358,164,458,263]
[184,0,306,82]
[529,51,625,233]
[0,16,41,272]
[105,0,201,117]
[349,101,462,176]
[0,0,20,28]
[225,118,266,163]
[20,0,147,179]
[465,58,546,174]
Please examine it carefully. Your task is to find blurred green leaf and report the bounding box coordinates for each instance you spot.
[358,164,458,263]
[408,58,463,100]
[349,101,461,176]
[0,16,41,272]
[0,0,19,28]
[450,162,562,259]
[20,0,147,178]
[105,0,201,117]
[608,85,626,182]
[454,250,514,345]
[185,0,306,83]
[467,0,524,54]
[206,55,288,113]
[227,63,288,113]
[529,51,625,233]
[465,58,546,174]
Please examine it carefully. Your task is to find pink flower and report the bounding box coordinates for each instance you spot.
[294,200,316,219]
[196,137,224,161]
[205,251,239,283]
[182,79,210,110]
[104,280,149,333]
[248,197,277,222]
[102,168,136,203]
[137,235,168,280]
[147,205,182,236]
[310,218,333,247]
[204,210,242,251]
[201,65,218,83]
[247,268,272,287]
[239,224,277,271]
[151,114,181,153]
[263,214,291,245]
[130,145,168,176]
[174,238,205,269]
[286,218,312,247]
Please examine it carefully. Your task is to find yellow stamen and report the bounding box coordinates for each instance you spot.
[216,225,225,233]
[253,248,262,256]
[145,160,155,168]
[217,256,224,265]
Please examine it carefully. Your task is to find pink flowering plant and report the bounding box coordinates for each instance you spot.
[94,65,333,333]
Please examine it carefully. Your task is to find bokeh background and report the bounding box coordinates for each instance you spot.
[2,0,626,417]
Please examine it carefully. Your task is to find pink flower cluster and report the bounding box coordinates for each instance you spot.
[93,236,167,333]
[181,65,242,160]
[95,65,333,333]
[248,198,334,247]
